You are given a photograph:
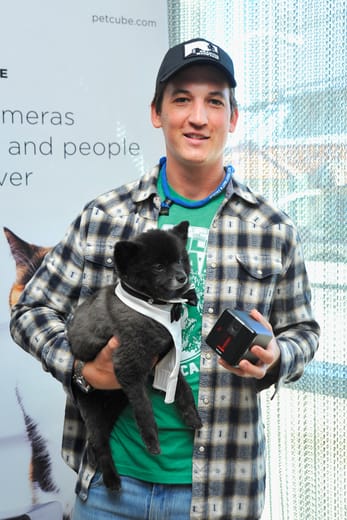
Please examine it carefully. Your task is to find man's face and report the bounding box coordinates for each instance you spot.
[151,64,238,170]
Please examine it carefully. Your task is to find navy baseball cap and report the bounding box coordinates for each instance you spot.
[155,38,237,91]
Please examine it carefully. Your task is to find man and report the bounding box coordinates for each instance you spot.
[10,38,320,520]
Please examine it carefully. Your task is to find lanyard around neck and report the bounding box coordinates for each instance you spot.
[159,156,234,216]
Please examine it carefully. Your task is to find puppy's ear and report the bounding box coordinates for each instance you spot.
[171,221,189,243]
[114,241,142,273]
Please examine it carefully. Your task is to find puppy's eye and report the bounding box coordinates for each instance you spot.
[152,263,165,272]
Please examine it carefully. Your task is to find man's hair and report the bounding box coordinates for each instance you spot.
[151,77,238,116]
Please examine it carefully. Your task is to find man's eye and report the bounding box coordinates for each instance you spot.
[210,98,224,106]
[174,97,189,103]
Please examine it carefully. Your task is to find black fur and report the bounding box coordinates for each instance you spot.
[67,221,202,490]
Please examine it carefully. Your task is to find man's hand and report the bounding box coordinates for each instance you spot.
[78,336,121,390]
[218,309,281,379]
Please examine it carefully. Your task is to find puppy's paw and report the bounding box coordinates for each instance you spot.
[146,439,161,455]
[99,457,122,491]
[103,469,122,491]
[143,432,161,454]
[182,409,203,430]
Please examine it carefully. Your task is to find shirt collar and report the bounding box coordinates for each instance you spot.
[228,175,259,205]
[131,164,160,205]
[131,163,258,208]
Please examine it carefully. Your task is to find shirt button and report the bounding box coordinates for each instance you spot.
[211,262,217,268]
[208,307,214,314]
[106,258,113,264]
[257,269,262,275]
[203,398,209,405]
[198,446,205,453]
[205,352,211,360]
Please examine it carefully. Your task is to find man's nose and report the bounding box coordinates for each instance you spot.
[188,100,208,126]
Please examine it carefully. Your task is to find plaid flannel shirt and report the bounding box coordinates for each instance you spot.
[10,164,319,520]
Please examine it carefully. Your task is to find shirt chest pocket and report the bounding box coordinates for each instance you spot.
[81,241,116,296]
[234,254,283,314]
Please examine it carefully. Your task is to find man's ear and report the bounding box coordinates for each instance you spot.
[229,107,239,133]
[151,102,162,129]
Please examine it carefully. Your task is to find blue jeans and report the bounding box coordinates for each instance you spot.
[72,472,192,520]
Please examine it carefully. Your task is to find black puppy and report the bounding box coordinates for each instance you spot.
[67,221,202,490]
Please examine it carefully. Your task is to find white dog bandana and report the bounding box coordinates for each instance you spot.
[115,283,186,404]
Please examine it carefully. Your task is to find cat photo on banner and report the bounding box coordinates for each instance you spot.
[1,227,74,520]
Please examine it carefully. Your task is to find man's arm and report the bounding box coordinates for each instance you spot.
[9,209,120,395]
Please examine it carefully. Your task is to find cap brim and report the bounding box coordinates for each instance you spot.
[159,59,236,88]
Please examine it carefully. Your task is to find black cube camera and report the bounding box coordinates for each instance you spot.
[206,309,272,366]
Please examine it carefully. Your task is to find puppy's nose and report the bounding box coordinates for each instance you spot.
[176,272,187,284]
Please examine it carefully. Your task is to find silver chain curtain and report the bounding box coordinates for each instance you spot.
[167,0,347,518]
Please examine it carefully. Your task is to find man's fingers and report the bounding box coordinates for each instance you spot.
[249,308,273,332]
[107,336,120,350]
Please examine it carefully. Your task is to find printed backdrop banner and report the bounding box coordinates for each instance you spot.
[0,1,168,518]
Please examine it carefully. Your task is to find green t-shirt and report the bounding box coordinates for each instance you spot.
[109,179,224,484]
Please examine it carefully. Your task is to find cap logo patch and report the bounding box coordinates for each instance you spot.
[184,40,220,61]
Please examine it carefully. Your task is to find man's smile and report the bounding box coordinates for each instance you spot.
[184,133,209,140]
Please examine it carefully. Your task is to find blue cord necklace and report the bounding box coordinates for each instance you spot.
[159,156,234,216]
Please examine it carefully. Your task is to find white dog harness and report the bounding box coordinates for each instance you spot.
[115,283,186,404]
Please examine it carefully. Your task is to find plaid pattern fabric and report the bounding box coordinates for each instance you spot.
[10,164,319,519]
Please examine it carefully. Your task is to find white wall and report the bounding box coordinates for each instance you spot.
[0,2,168,517]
